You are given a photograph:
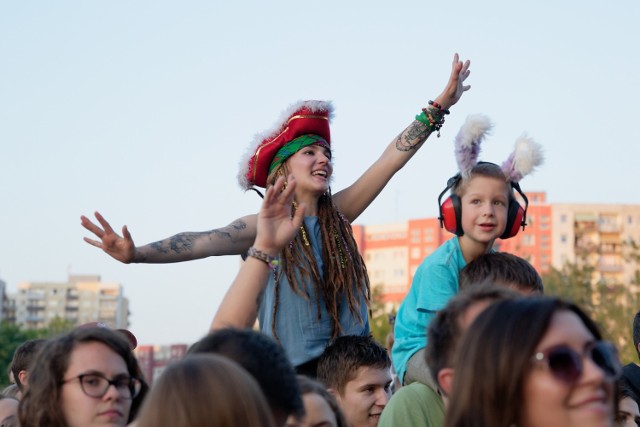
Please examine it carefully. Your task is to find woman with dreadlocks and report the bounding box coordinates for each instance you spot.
[81,54,471,375]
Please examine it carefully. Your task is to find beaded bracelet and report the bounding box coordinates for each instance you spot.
[415,109,446,137]
[247,247,279,270]
[428,100,450,115]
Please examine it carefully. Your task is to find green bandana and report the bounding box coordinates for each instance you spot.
[268,134,329,175]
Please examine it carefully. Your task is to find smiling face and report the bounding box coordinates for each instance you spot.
[285,143,333,199]
[60,341,132,427]
[459,175,509,248]
[521,310,616,427]
[334,366,392,427]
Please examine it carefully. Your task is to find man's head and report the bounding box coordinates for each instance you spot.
[317,335,392,427]
[633,310,640,360]
[459,251,543,294]
[426,284,520,398]
[10,338,47,394]
[188,328,303,426]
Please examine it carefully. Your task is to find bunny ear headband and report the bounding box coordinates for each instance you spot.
[453,114,544,182]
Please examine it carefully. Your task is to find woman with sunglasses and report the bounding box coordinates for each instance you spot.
[18,327,147,427]
[445,296,621,427]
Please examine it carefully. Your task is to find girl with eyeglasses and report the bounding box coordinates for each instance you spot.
[445,296,622,427]
[18,327,148,427]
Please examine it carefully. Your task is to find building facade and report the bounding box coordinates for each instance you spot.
[355,192,640,305]
[12,274,130,330]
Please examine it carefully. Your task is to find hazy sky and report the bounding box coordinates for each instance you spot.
[1,1,639,345]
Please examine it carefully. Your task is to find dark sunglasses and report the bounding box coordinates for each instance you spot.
[531,340,622,384]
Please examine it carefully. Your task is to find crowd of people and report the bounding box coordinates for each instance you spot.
[2,53,639,427]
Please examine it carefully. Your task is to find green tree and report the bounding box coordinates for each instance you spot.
[0,317,76,389]
[369,285,397,348]
[543,247,640,365]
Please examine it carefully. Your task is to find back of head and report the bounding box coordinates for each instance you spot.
[317,335,390,394]
[136,354,276,427]
[444,296,602,427]
[458,252,543,294]
[18,327,147,427]
[633,310,640,360]
[10,338,47,392]
[426,283,521,390]
[188,328,303,420]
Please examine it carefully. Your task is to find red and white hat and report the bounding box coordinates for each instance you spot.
[238,100,334,190]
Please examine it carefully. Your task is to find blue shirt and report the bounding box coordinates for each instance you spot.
[258,216,369,367]
[392,237,466,383]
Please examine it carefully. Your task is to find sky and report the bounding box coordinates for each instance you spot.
[1,1,639,346]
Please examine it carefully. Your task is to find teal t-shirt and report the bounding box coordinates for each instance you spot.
[392,237,466,384]
[378,382,445,427]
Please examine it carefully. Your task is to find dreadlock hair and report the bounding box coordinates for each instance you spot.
[266,163,371,342]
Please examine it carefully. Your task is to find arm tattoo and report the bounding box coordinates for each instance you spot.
[395,120,431,152]
[148,220,248,255]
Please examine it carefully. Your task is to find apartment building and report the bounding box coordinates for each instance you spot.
[12,274,130,330]
[354,192,640,304]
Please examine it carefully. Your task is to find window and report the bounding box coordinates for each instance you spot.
[560,234,568,244]
[561,214,567,223]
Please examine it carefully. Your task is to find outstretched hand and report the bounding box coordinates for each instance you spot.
[435,53,471,110]
[253,175,306,255]
[80,212,136,264]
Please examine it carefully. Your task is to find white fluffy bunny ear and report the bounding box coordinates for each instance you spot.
[454,114,493,178]
[501,135,544,183]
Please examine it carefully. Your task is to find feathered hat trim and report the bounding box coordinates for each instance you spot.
[237,100,334,190]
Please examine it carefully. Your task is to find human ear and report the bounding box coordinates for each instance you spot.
[437,368,455,397]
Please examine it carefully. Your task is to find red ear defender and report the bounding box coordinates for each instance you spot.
[500,182,528,239]
[440,196,464,236]
[438,175,529,239]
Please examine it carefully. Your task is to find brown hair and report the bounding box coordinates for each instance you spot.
[267,164,371,341]
[296,375,348,427]
[452,162,509,199]
[444,297,606,427]
[425,284,521,390]
[458,252,543,294]
[18,327,147,427]
[136,354,276,427]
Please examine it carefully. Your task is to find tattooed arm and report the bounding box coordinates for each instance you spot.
[81,211,257,263]
[333,53,471,223]
[211,176,304,330]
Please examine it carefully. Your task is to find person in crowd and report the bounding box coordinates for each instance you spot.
[615,380,640,427]
[18,327,147,427]
[317,335,392,427]
[81,54,472,374]
[135,353,275,427]
[622,309,640,397]
[9,338,47,399]
[0,395,18,427]
[445,296,621,427]
[0,386,18,400]
[393,114,544,386]
[188,328,303,426]
[379,284,520,427]
[286,375,348,427]
[457,251,543,293]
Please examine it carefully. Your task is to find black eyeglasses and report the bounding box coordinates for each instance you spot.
[531,340,622,384]
[62,373,142,399]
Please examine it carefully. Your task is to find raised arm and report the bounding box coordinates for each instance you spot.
[211,176,305,330]
[80,211,257,263]
[333,53,471,222]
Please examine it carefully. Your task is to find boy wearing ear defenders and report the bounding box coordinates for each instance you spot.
[391,114,544,387]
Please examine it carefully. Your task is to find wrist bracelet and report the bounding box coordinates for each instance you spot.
[247,247,279,270]
[415,109,446,138]
[428,100,450,115]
